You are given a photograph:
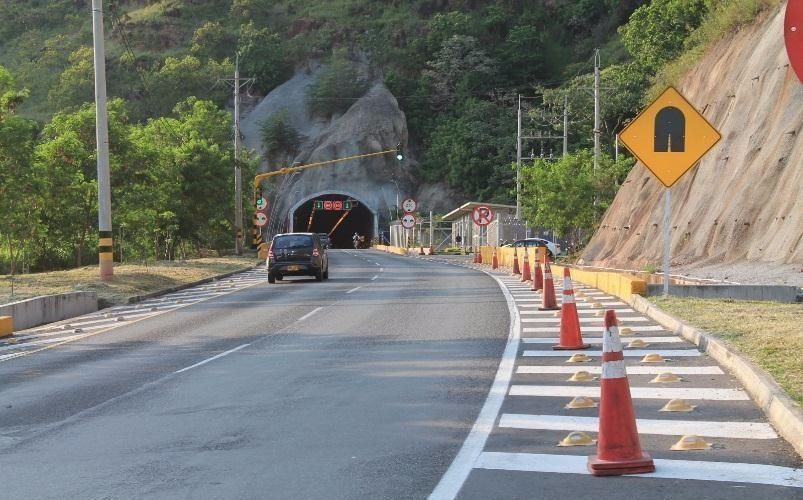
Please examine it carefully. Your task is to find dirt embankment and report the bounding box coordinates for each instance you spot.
[583,4,803,284]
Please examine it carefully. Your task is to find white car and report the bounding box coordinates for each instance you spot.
[511,238,561,258]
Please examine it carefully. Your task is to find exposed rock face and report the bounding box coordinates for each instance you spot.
[240,66,460,232]
[583,4,803,270]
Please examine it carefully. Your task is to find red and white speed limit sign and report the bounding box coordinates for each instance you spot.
[471,205,494,226]
[401,213,416,229]
[401,198,417,213]
[255,212,268,227]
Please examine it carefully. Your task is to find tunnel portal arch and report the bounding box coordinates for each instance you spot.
[288,191,378,248]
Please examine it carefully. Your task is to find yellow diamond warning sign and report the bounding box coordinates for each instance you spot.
[619,87,721,187]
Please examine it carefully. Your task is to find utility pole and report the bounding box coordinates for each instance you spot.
[563,95,569,157]
[222,54,255,255]
[593,48,601,171]
[92,0,113,279]
[515,94,522,221]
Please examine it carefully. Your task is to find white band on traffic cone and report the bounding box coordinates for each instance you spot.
[602,324,623,354]
[602,359,627,379]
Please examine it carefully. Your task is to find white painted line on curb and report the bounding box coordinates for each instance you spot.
[498,413,778,439]
[371,275,379,281]
[474,452,803,488]
[174,343,251,374]
[298,307,324,322]
[509,385,749,400]
[523,349,700,358]
[428,269,521,500]
[516,365,724,375]
[346,286,362,294]
[521,317,652,323]
[523,336,683,344]
[523,325,666,333]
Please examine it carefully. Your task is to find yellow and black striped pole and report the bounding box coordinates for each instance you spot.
[99,230,114,278]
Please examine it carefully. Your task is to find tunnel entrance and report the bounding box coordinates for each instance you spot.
[291,194,375,248]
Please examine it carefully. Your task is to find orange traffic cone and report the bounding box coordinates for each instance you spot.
[531,255,544,292]
[492,247,499,269]
[472,247,478,263]
[477,247,483,264]
[512,246,521,275]
[429,245,434,255]
[538,256,560,311]
[554,267,590,350]
[419,245,425,255]
[588,310,655,476]
[521,248,532,282]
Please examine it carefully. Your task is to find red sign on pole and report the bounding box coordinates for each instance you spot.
[333,200,343,210]
[471,205,494,226]
[324,200,333,210]
[786,1,803,82]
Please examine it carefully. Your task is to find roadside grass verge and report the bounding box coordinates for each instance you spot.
[649,296,803,405]
[650,0,783,98]
[1,256,259,307]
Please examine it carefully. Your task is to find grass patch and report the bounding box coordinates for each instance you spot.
[649,296,803,405]
[0,256,258,307]
[649,0,783,98]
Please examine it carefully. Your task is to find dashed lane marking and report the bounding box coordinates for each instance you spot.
[298,307,323,322]
[174,343,251,374]
[346,286,363,294]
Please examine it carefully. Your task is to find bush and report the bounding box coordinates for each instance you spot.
[306,56,369,117]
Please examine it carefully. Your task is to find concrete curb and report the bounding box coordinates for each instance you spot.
[125,263,262,305]
[631,294,803,458]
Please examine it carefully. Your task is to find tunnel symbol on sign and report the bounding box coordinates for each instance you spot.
[654,106,685,152]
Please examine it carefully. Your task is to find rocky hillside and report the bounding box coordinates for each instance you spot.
[582,2,802,281]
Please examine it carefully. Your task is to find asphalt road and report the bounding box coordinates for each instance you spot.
[0,250,509,499]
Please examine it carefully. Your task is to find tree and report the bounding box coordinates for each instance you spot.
[48,46,94,111]
[422,98,515,201]
[520,150,633,243]
[191,21,234,61]
[619,0,708,72]
[423,35,497,109]
[259,110,303,165]
[238,21,292,94]
[0,67,39,274]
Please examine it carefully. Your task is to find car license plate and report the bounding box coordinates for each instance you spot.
[287,265,300,271]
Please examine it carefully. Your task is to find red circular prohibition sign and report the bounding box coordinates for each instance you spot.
[785,0,803,82]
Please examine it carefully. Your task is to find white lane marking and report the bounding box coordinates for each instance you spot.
[379,267,384,272]
[523,325,666,333]
[523,336,683,344]
[298,307,323,322]
[428,269,521,500]
[346,286,363,294]
[517,303,631,309]
[371,275,379,281]
[174,343,251,374]
[509,385,749,400]
[474,452,803,489]
[375,262,381,266]
[523,349,700,357]
[516,365,724,375]
[499,414,777,439]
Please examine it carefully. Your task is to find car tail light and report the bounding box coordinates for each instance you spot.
[312,248,320,257]
[268,243,274,261]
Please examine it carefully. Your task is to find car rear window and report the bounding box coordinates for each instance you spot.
[273,235,314,249]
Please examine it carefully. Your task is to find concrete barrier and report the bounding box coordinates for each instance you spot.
[0,292,98,332]
[646,284,803,303]
[0,316,12,338]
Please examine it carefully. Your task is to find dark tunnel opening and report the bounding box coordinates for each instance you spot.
[292,194,374,248]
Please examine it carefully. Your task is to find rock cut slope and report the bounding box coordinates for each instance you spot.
[583,3,803,280]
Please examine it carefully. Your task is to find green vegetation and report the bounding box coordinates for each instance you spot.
[0,0,780,273]
[650,297,803,405]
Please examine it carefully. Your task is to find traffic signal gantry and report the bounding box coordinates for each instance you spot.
[251,144,404,256]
